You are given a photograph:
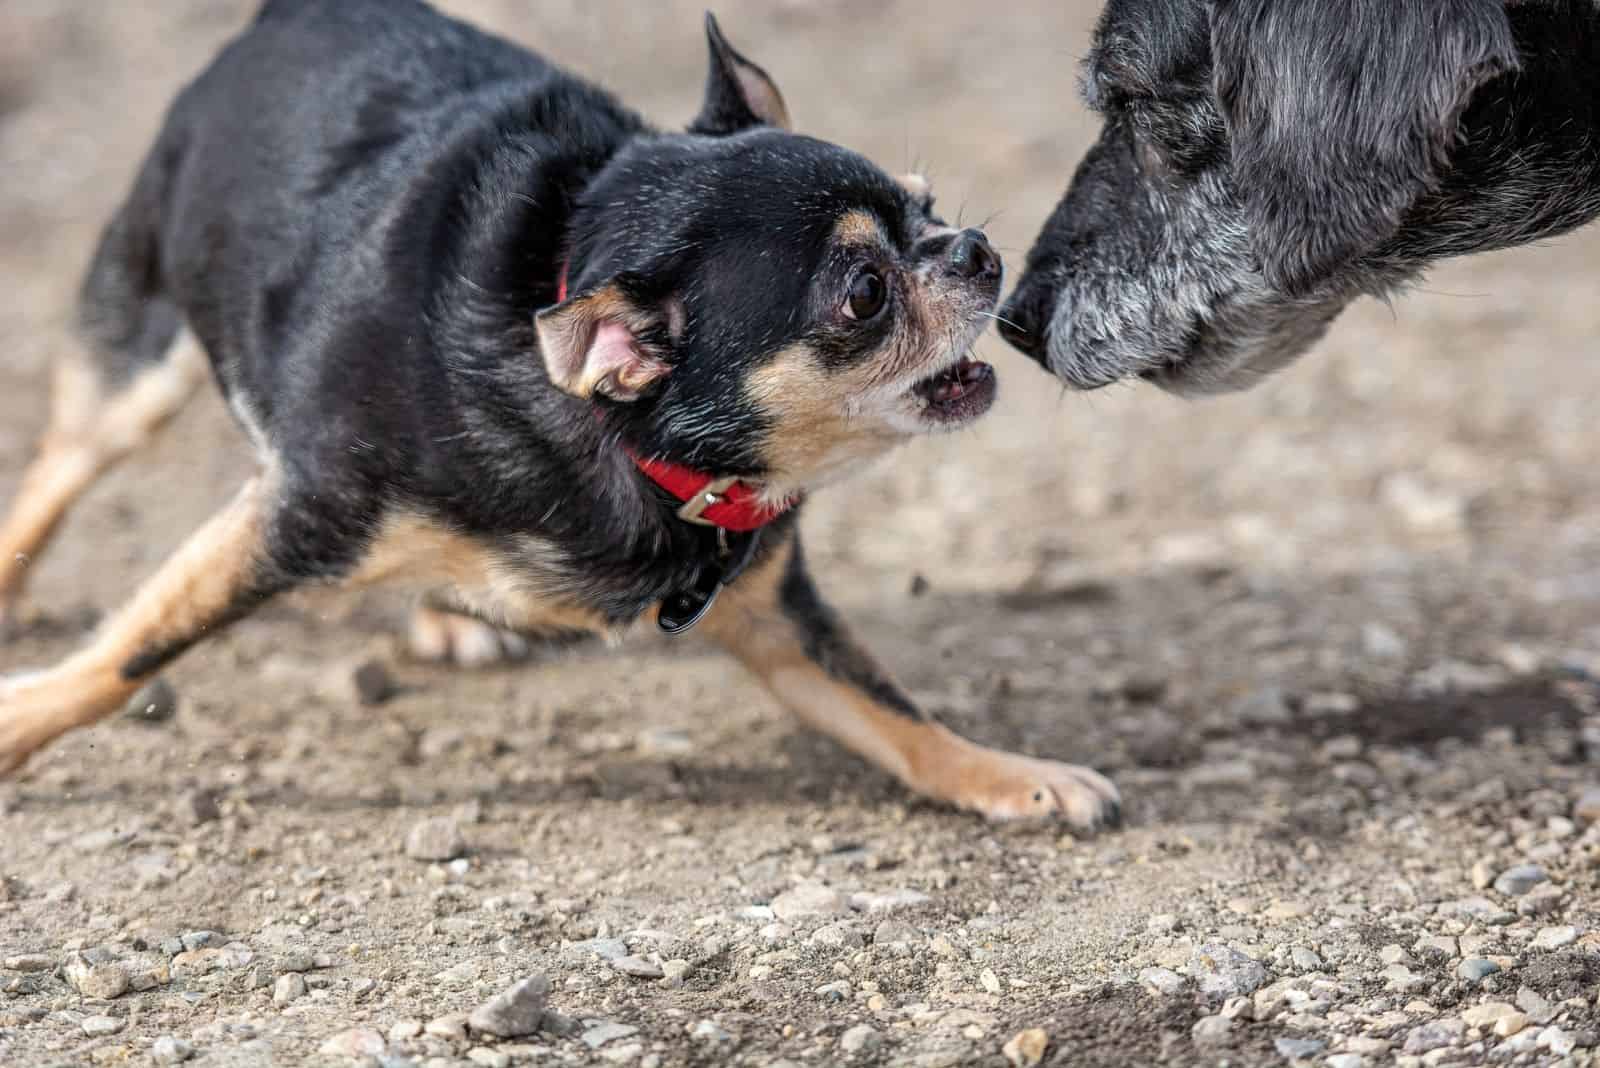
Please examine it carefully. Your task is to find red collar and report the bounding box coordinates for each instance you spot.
[557,260,796,533]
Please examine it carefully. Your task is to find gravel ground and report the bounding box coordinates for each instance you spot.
[3,3,1600,1066]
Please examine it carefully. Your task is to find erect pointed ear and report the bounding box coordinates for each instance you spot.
[688,12,792,136]
[535,281,673,402]
[896,173,931,201]
[1211,0,1518,296]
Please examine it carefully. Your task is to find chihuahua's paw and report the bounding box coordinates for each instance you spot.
[407,605,529,669]
[936,744,1122,830]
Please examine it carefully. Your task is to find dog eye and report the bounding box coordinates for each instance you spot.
[844,270,888,321]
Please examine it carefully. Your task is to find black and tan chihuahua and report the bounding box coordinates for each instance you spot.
[0,0,1118,828]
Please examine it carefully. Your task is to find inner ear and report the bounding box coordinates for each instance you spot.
[535,282,672,402]
[689,12,792,136]
[1211,0,1518,296]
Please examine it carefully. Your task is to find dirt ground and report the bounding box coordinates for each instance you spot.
[3,3,1600,1067]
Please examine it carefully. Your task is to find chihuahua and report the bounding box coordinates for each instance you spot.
[0,0,1118,828]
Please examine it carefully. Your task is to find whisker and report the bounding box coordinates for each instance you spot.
[978,311,1025,333]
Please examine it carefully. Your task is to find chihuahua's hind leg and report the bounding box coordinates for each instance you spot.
[702,533,1121,830]
[0,173,208,632]
[0,329,207,629]
[407,603,532,667]
[0,476,289,776]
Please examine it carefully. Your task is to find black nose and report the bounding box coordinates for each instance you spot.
[997,282,1049,363]
[946,228,1001,281]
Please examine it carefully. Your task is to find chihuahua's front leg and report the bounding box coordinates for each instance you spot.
[701,532,1121,829]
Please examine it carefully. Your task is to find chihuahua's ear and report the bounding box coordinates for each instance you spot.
[535,281,673,402]
[689,12,792,136]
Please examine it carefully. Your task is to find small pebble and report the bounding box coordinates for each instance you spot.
[3,954,53,972]
[813,923,865,949]
[151,1035,195,1063]
[839,1024,880,1054]
[1288,946,1322,971]
[1325,1056,1365,1068]
[770,884,850,921]
[850,888,931,912]
[318,1027,385,1058]
[81,1015,126,1037]
[426,1013,469,1040]
[1402,1019,1465,1054]
[67,959,129,1000]
[273,972,307,1006]
[1537,1026,1576,1056]
[570,937,627,961]
[124,677,179,722]
[388,1019,423,1042]
[1383,963,1427,993]
[611,955,664,979]
[1492,864,1548,896]
[467,975,550,1038]
[980,968,1003,995]
[1002,1027,1048,1067]
[691,1020,734,1043]
[1461,1002,1517,1027]
[1532,925,1578,950]
[1470,860,1495,889]
[183,789,221,826]
[1191,1015,1232,1046]
[322,657,397,706]
[871,919,917,946]
[1574,787,1600,825]
[180,931,222,951]
[581,1023,639,1049]
[404,817,466,862]
[1457,959,1500,982]
[1516,987,1556,1023]
[1188,944,1267,1001]
[467,1049,511,1068]
[1139,967,1187,997]
[1273,1036,1325,1060]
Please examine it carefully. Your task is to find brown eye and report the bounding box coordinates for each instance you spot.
[845,269,887,321]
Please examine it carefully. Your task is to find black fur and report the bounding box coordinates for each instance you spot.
[778,542,922,721]
[76,0,999,676]
[999,0,1600,395]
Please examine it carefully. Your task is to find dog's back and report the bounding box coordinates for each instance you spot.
[82,0,638,439]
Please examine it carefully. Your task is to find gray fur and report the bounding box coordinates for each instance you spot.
[1000,0,1600,396]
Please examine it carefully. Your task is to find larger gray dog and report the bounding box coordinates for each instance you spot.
[1000,0,1600,394]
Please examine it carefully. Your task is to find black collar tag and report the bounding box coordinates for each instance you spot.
[657,527,763,636]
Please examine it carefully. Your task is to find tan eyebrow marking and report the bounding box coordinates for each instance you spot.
[832,209,884,246]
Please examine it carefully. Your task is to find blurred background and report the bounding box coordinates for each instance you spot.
[3,4,1599,1065]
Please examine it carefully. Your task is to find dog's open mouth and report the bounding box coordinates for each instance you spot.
[909,356,996,424]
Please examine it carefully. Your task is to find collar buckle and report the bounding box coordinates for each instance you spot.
[674,475,740,526]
